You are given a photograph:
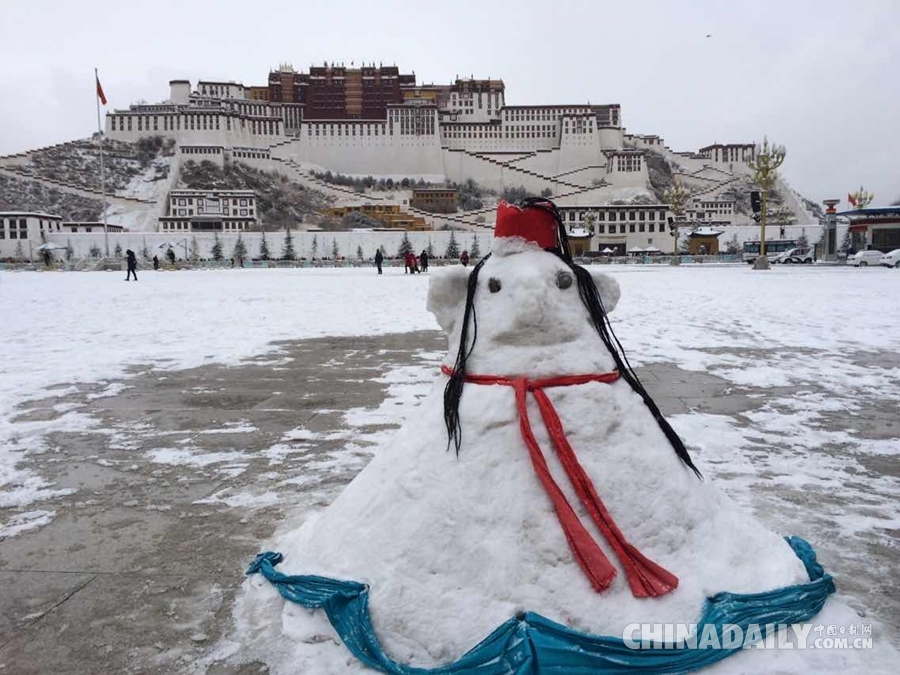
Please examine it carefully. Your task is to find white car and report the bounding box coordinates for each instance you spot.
[879,249,900,268]
[775,247,814,264]
[849,250,885,267]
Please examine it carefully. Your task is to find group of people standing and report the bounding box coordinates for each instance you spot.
[373,248,472,275]
[404,250,430,274]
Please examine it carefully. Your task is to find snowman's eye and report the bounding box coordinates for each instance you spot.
[556,271,573,290]
[488,277,502,293]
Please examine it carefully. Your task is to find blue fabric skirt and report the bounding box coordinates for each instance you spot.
[247,536,834,674]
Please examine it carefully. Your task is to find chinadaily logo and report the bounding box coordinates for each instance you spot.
[622,623,873,650]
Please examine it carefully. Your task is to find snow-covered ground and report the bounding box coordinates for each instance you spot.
[1,264,898,671]
[2,264,897,514]
[0,268,436,515]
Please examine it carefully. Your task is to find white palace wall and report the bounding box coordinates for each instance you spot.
[106,113,280,148]
[105,105,626,191]
[32,230,493,262]
[293,121,445,181]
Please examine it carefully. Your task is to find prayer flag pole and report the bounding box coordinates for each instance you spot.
[95,68,109,257]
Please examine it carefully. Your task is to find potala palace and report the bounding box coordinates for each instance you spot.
[0,62,827,261]
[102,63,776,210]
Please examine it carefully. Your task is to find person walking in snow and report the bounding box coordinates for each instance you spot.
[460,250,470,267]
[375,248,384,275]
[125,249,138,281]
[419,249,429,272]
[152,255,159,271]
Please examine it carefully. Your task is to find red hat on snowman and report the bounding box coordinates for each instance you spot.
[494,200,563,251]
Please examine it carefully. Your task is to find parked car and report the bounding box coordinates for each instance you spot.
[775,247,814,264]
[880,249,900,268]
[849,250,885,267]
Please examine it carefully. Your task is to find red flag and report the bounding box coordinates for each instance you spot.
[847,193,857,207]
[96,75,107,106]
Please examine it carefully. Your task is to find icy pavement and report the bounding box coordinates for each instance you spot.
[0,332,446,672]
[0,265,898,672]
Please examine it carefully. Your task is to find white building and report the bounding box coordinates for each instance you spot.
[558,204,673,255]
[159,189,258,233]
[0,212,63,259]
[698,143,756,165]
[62,222,125,233]
[687,197,737,226]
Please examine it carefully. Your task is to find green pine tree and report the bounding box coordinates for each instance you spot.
[233,234,247,261]
[332,238,340,259]
[426,240,434,258]
[796,229,809,249]
[839,228,852,253]
[444,231,460,258]
[190,236,200,261]
[470,234,481,259]
[211,232,224,261]
[398,232,413,257]
[356,244,364,260]
[89,244,102,258]
[310,234,318,259]
[259,231,270,260]
[283,226,296,260]
[114,242,123,258]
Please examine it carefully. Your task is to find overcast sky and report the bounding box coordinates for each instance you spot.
[1,0,897,205]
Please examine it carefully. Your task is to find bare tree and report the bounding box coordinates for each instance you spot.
[663,179,691,259]
[746,137,786,269]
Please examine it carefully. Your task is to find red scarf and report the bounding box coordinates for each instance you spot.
[442,365,677,598]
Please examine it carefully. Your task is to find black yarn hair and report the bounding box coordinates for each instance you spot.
[442,198,703,480]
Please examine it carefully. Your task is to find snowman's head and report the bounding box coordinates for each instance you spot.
[427,240,622,376]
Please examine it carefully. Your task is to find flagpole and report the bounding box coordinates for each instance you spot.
[95,67,109,257]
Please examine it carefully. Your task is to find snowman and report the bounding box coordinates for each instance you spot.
[240,201,889,674]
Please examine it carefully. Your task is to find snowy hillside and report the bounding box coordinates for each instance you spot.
[0,173,102,221]
[0,136,177,228]
[178,159,329,229]
[6,136,175,195]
